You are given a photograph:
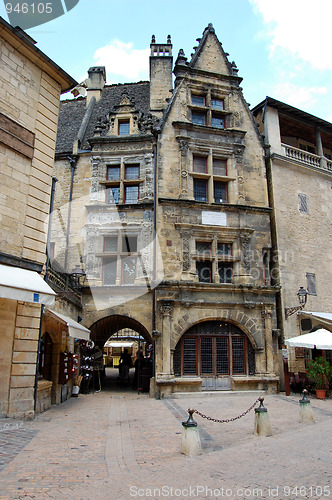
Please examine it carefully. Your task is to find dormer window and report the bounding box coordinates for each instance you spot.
[118,120,130,135]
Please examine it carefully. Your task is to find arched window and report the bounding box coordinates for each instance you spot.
[174,321,255,378]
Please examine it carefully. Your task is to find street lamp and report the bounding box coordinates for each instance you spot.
[70,264,86,289]
[284,286,308,319]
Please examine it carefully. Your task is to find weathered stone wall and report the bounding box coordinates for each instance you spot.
[272,160,332,344]
[0,36,61,265]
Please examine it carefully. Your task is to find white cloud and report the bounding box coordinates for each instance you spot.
[93,40,149,83]
[250,0,332,70]
[271,82,328,109]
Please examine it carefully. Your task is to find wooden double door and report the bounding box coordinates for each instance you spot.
[174,321,255,390]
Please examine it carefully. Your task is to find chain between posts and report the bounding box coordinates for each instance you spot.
[190,397,262,423]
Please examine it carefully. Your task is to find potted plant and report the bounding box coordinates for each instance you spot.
[306,356,332,399]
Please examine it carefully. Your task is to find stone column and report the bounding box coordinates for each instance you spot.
[159,300,174,375]
[315,128,327,169]
[178,139,189,198]
[262,307,274,374]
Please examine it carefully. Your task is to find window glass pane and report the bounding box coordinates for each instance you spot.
[217,243,232,256]
[218,263,233,283]
[232,337,245,374]
[104,236,118,252]
[216,337,229,374]
[119,121,130,135]
[125,164,140,179]
[211,114,224,129]
[211,98,224,110]
[194,179,207,201]
[192,95,205,106]
[103,258,117,285]
[193,156,207,173]
[125,185,139,204]
[122,235,137,253]
[213,159,227,176]
[183,338,197,375]
[214,181,227,203]
[107,165,120,180]
[201,337,213,374]
[107,186,120,204]
[122,257,136,284]
[192,111,206,125]
[196,261,212,283]
[196,241,211,255]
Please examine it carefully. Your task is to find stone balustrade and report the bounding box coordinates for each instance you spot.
[281,144,332,173]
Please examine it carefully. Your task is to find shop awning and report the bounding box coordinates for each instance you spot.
[104,341,134,348]
[45,308,90,340]
[0,264,56,305]
[298,311,332,330]
[286,329,332,350]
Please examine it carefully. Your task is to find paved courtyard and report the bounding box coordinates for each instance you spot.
[0,378,331,500]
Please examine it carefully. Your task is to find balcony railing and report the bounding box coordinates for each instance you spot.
[281,144,332,173]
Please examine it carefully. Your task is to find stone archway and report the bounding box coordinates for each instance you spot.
[89,314,152,348]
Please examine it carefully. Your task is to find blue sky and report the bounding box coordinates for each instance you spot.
[1,0,332,121]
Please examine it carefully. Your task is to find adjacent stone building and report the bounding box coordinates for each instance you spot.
[53,25,280,396]
[252,98,332,375]
[0,17,76,418]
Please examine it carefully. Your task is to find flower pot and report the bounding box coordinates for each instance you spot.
[315,389,326,399]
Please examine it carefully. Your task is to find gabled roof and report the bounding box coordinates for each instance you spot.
[55,81,151,153]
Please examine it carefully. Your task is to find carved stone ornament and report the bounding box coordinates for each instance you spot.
[241,234,252,273]
[160,301,174,316]
[178,140,189,157]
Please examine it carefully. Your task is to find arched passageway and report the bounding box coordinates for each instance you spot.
[87,315,153,393]
[173,320,255,390]
[89,314,152,348]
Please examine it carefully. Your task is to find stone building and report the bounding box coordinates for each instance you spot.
[0,17,77,418]
[53,24,281,396]
[252,97,332,375]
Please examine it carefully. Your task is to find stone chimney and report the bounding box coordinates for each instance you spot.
[86,66,106,104]
[149,35,173,114]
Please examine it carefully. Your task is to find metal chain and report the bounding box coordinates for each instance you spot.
[190,398,261,423]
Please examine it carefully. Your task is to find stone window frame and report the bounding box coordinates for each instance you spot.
[104,158,144,205]
[101,232,140,286]
[193,236,236,284]
[189,87,228,129]
[190,150,232,204]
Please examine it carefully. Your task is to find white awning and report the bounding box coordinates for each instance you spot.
[45,308,90,340]
[286,329,332,350]
[0,264,56,306]
[104,341,134,348]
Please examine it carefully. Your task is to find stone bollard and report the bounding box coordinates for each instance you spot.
[181,409,202,456]
[299,389,315,424]
[254,397,272,437]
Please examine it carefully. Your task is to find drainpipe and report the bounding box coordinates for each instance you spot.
[45,176,58,282]
[64,156,77,273]
[152,142,157,377]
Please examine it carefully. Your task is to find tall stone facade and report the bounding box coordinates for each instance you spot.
[0,18,76,418]
[253,98,332,377]
[53,25,283,397]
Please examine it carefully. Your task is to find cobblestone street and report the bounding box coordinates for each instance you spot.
[0,380,331,500]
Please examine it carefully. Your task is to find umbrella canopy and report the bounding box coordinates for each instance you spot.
[286,329,332,350]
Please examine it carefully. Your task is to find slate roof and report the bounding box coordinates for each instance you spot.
[55,81,151,154]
